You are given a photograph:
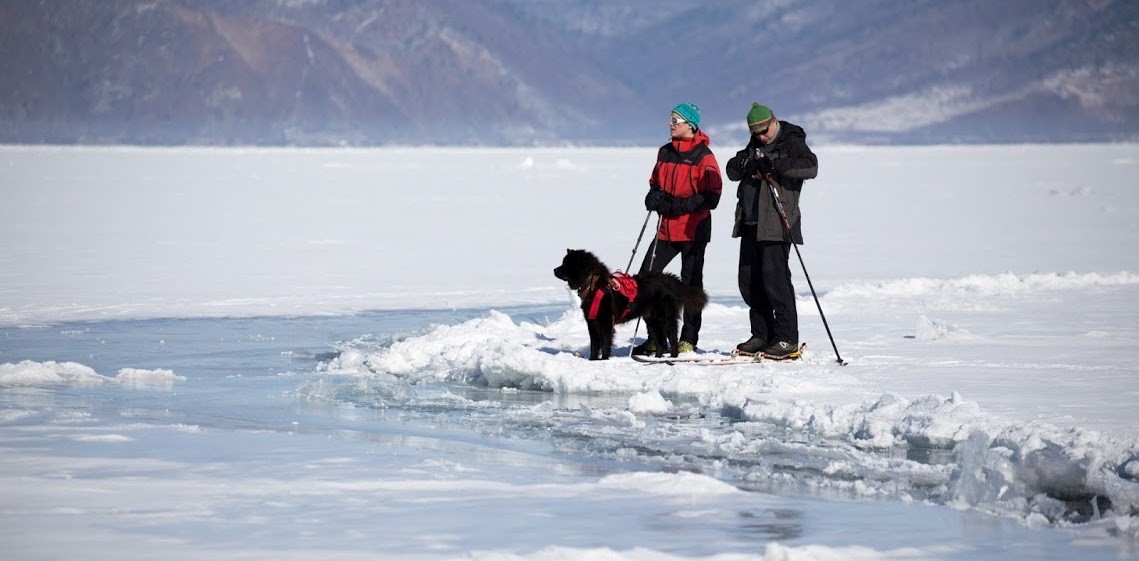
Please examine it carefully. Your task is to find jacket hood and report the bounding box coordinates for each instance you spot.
[672,129,712,152]
[778,122,807,143]
[750,121,806,150]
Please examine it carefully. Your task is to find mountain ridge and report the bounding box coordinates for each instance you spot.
[2,0,1136,146]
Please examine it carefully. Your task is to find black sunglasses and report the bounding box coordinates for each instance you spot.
[750,124,770,136]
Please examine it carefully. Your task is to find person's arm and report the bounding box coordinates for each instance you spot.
[725,147,753,182]
[671,156,722,213]
[772,138,817,180]
[644,187,671,212]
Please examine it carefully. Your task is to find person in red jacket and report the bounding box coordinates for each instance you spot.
[635,103,723,355]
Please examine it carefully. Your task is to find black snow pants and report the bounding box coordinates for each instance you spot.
[737,225,798,344]
[639,239,706,346]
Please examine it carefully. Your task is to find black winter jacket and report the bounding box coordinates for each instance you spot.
[725,121,817,243]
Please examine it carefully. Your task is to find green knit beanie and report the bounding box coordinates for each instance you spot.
[747,103,773,125]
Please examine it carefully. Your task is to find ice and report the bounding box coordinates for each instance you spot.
[0,360,112,386]
[2,144,1139,559]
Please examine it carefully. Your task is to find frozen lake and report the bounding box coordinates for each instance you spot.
[3,144,1138,559]
[3,307,1134,561]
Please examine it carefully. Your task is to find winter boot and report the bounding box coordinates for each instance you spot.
[762,341,800,360]
[632,340,659,356]
[677,341,697,354]
[735,336,767,355]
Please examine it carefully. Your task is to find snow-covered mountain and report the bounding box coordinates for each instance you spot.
[2,0,1136,146]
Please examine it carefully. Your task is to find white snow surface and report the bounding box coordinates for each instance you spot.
[3,144,1139,560]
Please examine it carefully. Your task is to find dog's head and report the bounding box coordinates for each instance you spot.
[553,248,604,290]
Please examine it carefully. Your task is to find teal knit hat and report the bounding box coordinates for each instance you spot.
[671,103,701,129]
[747,103,773,126]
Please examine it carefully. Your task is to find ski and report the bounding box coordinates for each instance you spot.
[750,342,806,361]
[631,343,806,366]
[631,353,760,366]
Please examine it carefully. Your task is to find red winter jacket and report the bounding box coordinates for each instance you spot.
[649,130,722,242]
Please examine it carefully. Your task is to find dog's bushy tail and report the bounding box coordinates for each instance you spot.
[682,285,709,312]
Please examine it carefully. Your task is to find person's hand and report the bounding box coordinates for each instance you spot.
[753,149,773,177]
[735,150,753,175]
[644,188,667,212]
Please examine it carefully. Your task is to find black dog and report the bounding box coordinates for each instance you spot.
[553,249,708,360]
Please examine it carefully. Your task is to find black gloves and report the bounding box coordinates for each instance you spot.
[734,148,775,179]
[644,188,670,212]
[645,188,706,216]
[731,149,752,176]
[754,149,774,177]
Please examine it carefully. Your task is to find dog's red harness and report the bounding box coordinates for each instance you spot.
[586,272,638,321]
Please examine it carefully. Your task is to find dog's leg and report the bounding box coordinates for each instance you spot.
[600,314,614,360]
[666,318,681,358]
[645,316,665,358]
[587,320,602,360]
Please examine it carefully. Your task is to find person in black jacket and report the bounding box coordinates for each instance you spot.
[725,103,818,358]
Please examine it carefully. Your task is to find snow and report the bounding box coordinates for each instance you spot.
[0,360,183,387]
[2,143,1139,560]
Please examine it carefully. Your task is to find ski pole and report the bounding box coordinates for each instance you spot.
[761,171,846,365]
[628,213,662,356]
[625,210,653,273]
